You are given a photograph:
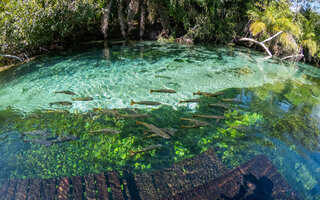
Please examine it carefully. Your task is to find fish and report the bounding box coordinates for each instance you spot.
[136,121,171,139]
[193,91,224,97]
[72,97,94,101]
[119,114,150,119]
[46,109,70,114]
[150,89,176,94]
[181,125,208,129]
[49,101,72,106]
[22,129,52,137]
[155,75,172,80]
[156,68,167,73]
[129,144,163,156]
[180,118,209,127]
[89,128,120,135]
[131,100,161,106]
[55,91,76,95]
[193,115,225,121]
[179,99,201,103]
[221,98,238,102]
[143,128,177,137]
[115,108,141,114]
[93,108,120,116]
[161,128,178,136]
[208,103,230,109]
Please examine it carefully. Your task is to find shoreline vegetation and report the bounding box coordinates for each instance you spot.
[0,0,319,69]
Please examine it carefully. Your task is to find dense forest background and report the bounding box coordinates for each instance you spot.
[0,0,319,66]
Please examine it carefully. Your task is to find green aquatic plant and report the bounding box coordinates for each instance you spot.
[211,110,266,168]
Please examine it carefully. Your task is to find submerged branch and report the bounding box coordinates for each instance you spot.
[0,54,23,62]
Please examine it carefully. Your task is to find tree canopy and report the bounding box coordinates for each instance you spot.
[0,0,319,66]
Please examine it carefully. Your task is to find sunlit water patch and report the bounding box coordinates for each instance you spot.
[1,41,320,199]
[0,41,299,112]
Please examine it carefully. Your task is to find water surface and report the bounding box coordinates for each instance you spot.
[0,41,320,199]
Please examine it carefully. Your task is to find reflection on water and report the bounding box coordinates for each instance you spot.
[0,41,320,199]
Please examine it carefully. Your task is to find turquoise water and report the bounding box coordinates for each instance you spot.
[1,41,320,199]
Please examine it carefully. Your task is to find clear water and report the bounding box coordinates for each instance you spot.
[1,41,320,199]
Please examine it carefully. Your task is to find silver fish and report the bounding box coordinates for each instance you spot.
[150,89,176,93]
[72,97,93,101]
[179,99,201,103]
[49,101,72,106]
[193,91,224,97]
[131,100,161,106]
[136,121,171,139]
[55,91,76,95]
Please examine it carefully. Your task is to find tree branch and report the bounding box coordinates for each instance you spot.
[238,38,272,57]
[261,31,283,43]
[281,54,304,61]
[238,31,283,58]
[0,54,23,62]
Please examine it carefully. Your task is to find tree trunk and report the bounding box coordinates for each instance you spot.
[101,0,114,39]
[127,0,140,34]
[117,0,127,38]
[140,0,145,38]
[157,5,170,38]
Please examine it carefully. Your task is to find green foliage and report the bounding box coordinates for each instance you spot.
[247,0,320,65]
[0,0,100,53]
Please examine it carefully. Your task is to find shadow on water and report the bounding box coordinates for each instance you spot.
[220,174,274,200]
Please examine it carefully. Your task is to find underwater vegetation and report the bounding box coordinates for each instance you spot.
[0,87,269,180]
[2,75,319,182]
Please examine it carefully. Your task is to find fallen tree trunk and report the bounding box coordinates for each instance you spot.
[238,31,283,58]
[0,57,36,72]
[0,54,23,62]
